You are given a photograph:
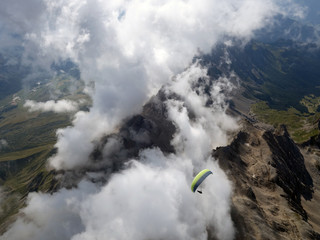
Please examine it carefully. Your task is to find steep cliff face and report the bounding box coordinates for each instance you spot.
[213,121,320,240]
[262,126,313,220]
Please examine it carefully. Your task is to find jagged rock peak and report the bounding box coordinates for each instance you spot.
[213,121,319,240]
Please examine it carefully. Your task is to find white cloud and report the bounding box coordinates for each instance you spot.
[279,0,307,19]
[2,181,96,240]
[166,63,239,159]
[49,110,112,170]
[3,150,234,240]
[0,139,8,150]
[24,99,79,113]
[0,0,45,51]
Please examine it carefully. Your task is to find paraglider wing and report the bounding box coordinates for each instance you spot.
[191,169,213,193]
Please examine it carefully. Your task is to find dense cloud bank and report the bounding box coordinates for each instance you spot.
[0,0,308,239]
[4,62,238,240]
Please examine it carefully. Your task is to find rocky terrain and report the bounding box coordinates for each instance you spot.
[213,120,320,240]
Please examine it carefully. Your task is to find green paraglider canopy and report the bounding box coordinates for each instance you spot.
[191,169,212,193]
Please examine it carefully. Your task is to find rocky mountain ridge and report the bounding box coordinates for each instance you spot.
[214,121,320,239]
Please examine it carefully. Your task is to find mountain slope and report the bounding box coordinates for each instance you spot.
[0,69,88,233]
[201,39,320,144]
[214,121,320,239]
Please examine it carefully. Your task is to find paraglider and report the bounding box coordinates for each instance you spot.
[191,169,212,194]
